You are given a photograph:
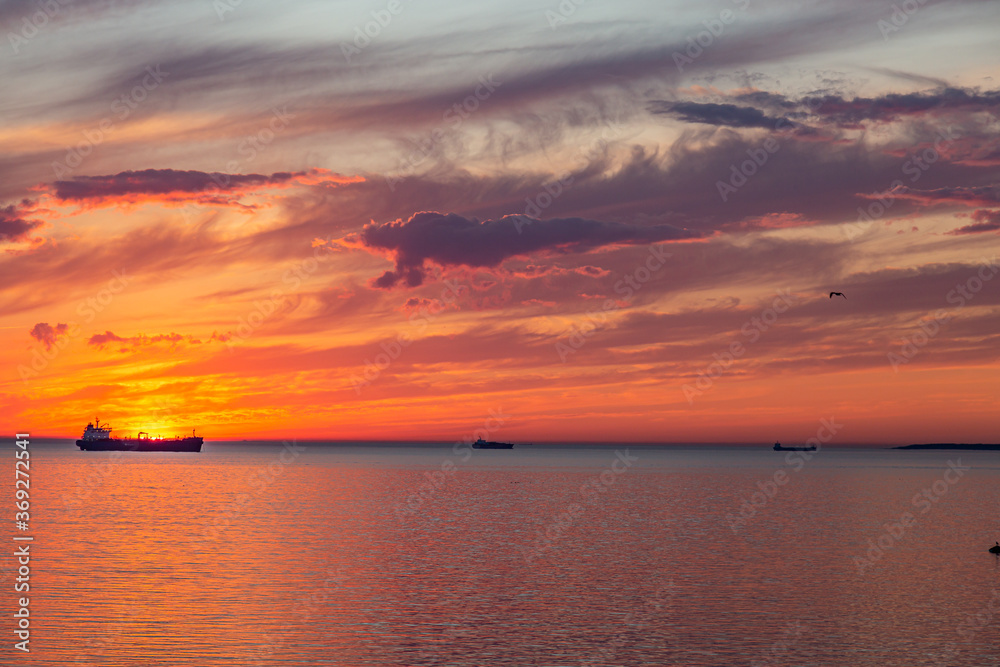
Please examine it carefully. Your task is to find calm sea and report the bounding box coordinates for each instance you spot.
[2,441,1000,666]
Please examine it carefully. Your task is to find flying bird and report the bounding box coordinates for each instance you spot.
[829,292,846,299]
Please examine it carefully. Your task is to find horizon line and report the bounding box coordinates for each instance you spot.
[10,436,991,448]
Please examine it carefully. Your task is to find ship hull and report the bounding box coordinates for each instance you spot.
[472,442,515,449]
[76,437,203,452]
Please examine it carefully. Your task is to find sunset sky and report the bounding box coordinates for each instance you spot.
[2,0,998,444]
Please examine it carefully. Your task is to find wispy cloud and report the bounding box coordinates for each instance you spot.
[50,168,361,209]
[88,330,208,351]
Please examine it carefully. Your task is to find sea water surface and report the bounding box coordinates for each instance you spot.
[2,440,1000,666]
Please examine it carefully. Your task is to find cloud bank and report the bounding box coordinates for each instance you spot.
[360,212,699,288]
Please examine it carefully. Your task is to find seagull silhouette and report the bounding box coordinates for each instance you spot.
[829,292,846,299]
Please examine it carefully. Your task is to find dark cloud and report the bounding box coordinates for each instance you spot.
[894,184,1000,207]
[650,101,793,129]
[802,87,1000,125]
[87,331,126,348]
[88,331,201,351]
[950,209,1000,234]
[360,212,698,288]
[52,168,337,203]
[288,124,983,248]
[0,205,42,242]
[723,86,1000,130]
[30,322,69,350]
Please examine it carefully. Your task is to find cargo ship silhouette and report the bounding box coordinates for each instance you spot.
[472,437,515,449]
[76,418,203,452]
[772,441,817,452]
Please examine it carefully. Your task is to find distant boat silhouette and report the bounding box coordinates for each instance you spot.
[472,437,515,449]
[990,542,1000,554]
[773,441,817,452]
[829,292,846,299]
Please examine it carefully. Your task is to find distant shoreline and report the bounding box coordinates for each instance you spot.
[895,443,1000,450]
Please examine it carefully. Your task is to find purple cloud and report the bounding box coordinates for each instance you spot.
[0,205,42,242]
[650,101,794,129]
[87,331,127,348]
[360,211,698,288]
[30,322,69,350]
[88,331,198,350]
[950,209,1000,235]
[52,168,318,202]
